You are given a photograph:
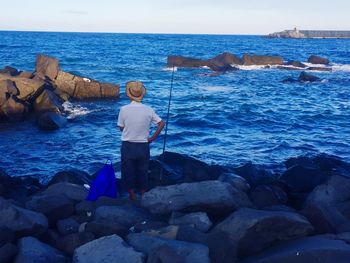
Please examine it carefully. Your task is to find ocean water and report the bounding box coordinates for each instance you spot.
[1,31,350,182]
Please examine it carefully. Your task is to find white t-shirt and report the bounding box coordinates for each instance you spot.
[117,101,162,142]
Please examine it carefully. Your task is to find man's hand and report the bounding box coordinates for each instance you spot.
[148,120,165,144]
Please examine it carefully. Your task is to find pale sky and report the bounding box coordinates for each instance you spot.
[0,0,349,34]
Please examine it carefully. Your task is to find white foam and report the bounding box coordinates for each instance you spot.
[332,63,350,72]
[63,101,94,119]
[199,86,234,92]
[236,64,267,71]
[163,67,178,72]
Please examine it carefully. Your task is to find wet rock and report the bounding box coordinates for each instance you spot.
[285,60,307,68]
[308,55,330,65]
[49,169,92,186]
[167,55,208,68]
[14,236,66,263]
[33,89,64,113]
[232,162,275,186]
[94,205,153,228]
[0,197,48,237]
[218,173,250,192]
[298,71,321,82]
[13,78,46,100]
[35,54,60,80]
[306,66,332,72]
[73,234,145,263]
[43,182,88,202]
[169,212,212,232]
[243,54,284,65]
[36,112,67,130]
[240,236,350,263]
[210,208,313,258]
[142,180,252,215]
[127,233,210,263]
[282,76,296,83]
[0,79,19,96]
[0,243,18,263]
[209,64,239,72]
[56,218,80,236]
[26,194,74,225]
[0,66,20,76]
[56,232,95,256]
[209,52,243,66]
[54,71,76,96]
[85,221,129,238]
[73,79,101,99]
[0,95,27,121]
[249,185,288,208]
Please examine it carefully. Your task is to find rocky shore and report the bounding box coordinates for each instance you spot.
[0,54,120,129]
[1,151,350,263]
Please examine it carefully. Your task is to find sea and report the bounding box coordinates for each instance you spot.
[0,31,350,183]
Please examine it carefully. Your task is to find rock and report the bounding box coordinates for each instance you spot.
[73,79,101,99]
[211,208,313,258]
[54,71,76,96]
[100,83,120,98]
[336,201,350,220]
[94,205,153,227]
[127,233,210,263]
[167,55,208,68]
[12,78,46,100]
[306,66,332,72]
[33,89,64,113]
[282,76,296,83]
[0,66,19,76]
[209,64,239,72]
[0,79,19,96]
[308,55,330,65]
[43,182,88,202]
[142,180,252,215]
[169,212,212,232]
[73,234,145,263]
[0,227,15,246]
[85,221,129,238]
[298,71,320,82]
[249,185,288,208]
[75,196,127,216]
[306,175,350,206]
[143,225,180,240]
[240,236,350,263]
[285,60,307,68]
[36,112,67,130]
[279,164,328,192]
[56,218,80,236]
[49,169,92,186]
[218,173,250,192]
[133,220,168,233]
[147,244,187,263]
[0,243,18,263]
[243,54,284,65]
[232,162,275,186]
[35,54,60,80]
[56,232,95,256]
[26,194,74,225]
[0,95,27,121]
[18,71,33,79]
[301,202,348,234]
[209,52,243,66]
[14,236,66,263]
[0,197,48,236]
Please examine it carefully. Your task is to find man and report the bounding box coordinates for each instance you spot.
[117,81,165,204]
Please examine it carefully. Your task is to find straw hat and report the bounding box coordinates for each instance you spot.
[125,81,146,102]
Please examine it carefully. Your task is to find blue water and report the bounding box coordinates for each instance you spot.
[1,31,350,182]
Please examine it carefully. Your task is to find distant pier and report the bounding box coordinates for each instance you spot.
[267,28,350,38]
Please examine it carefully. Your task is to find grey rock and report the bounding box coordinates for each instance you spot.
[49,169,92,186]
[142,180,252,215]
[85,221,129,238]
[56,232,95,256]
[241,236,350,263]
[0,197,48,237]
[33,89,64,113]
[169,212,212,232]
[43,183,88,202]
[14,236,66,263]
[250,185,288,209]
[211,208,313,258]
[218,173,250,192]
[56,218,80,236]
[73,234,145,263]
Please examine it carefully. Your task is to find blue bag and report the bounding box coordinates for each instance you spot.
[86,160,117,201]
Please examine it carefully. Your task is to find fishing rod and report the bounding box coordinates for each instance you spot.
[160,66,176,181]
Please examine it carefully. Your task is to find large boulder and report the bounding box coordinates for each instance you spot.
[43,182,88,202]
[0,95,27,121]
[12,78,45,100]
[240,236,350,263]
[36,112,67,130]
[285,60,307,68]
[167,55,208,68]
[33,89,64,113]
[0,197,48,236]
[14,236,66,263]
[94,205,153,227]
[0,243,18,263]
[54,71,76,96]
[243,54,284,65]
[0,79,19,96]
[56,218,80,236]
[298,71,320,82]
[35,54,60,80]
[308,55,330,65]
[208,52,243,66]
[232,162,274,187]
[73,234,145,263]
[100,83,120,98]
[73,79,101,99]
[84,221,129,238]
[249,185,288,208]
[127,233,210,263]
[48,169,92,186]
[211,208,313,258]
[142,181,252,215]
[56,232,95,256]
[169,212,212,232]
[25,194,74,225]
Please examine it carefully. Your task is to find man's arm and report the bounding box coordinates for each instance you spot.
[148,120,165,144]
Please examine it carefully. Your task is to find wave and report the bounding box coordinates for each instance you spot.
[163,67,178,72]
[63,101,95,119]
[198,86,234,92]
[332,63,350,72]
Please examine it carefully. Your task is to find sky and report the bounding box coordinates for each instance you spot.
[0,0,349,35]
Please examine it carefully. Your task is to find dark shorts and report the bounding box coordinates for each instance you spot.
[121,141,150,191]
